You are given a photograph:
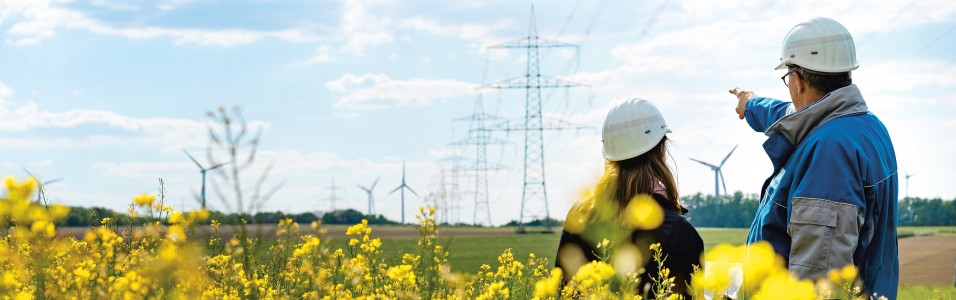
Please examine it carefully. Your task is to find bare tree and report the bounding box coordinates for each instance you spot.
[204,106,283,216]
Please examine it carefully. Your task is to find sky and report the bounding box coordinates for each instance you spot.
[1,0,954,225]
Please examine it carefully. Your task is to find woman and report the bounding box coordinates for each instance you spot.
[555,98,703,298]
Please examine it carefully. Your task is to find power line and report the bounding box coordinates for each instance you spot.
[911,22,956,58]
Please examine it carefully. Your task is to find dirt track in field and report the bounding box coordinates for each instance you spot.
[899,236,956,285]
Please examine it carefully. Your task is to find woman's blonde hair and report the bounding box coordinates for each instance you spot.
[612,136,681,214]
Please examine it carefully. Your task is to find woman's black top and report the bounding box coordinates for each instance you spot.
[555,193,704,298]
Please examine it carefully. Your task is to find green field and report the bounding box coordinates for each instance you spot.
[898,226,956,238]
[364,227,748,274]
[354,226,955,299]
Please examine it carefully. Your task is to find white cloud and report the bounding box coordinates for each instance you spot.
[399,17,513,49]
[339,0,395,54]
[93,161,193,176]
[326,73,475,110]
[290,45,336,68]
[0,81,12,103]
[1,0,326,47]
[0,84,273,151]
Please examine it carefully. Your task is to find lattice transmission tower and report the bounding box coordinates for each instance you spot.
[433,154,467,224]
[321,178,345,212]
[482,6,589,232]
[449,95,510,226]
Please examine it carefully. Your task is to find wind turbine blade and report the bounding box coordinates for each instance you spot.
[207,163,226,171]
[719,170,728,196]
[22,167,38,180]
[689,158,719,169]
[720,144,739,167]
[357,185,371,193]
[183,150,204,169]
[43,178,63,185]
[389,185,403,195]
[371,176,380,190]
[406,185,420,197]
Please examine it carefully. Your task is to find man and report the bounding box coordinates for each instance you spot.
[730,17,898,298]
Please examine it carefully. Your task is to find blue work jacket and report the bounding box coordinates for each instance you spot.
[743,84,899,299]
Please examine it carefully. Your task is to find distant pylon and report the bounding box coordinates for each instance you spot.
[321,178,345,211]
[436,154,467,224]
[450,95,510,226]
[482,5,590,232]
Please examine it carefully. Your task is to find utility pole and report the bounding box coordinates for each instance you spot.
[482,5,589,232]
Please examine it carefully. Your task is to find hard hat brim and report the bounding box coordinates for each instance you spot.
[774,61,788,70]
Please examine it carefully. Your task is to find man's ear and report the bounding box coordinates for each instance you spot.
[794,73,806,94]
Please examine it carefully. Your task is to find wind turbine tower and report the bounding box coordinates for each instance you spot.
[904,172,916,199]
[23,168,62,205]
[689,145,738,199]
[183,150,225,209]
[389,162,419,224]
[357,177,380,216]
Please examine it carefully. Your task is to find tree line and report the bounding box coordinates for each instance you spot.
[57,207,398,227]
[51,195,956,228]
[682,192,956,228]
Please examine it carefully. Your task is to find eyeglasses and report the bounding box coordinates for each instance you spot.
[781,68,798,88]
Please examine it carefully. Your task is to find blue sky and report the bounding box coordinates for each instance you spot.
[1,0,954,225]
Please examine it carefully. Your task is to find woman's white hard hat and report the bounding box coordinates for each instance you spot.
[775,17,859,73]
[602,98,671,161]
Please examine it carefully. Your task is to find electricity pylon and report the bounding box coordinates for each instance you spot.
[481,6,589,232]
[321,178,345,211]
[450,95,510,226]
[435,154,468,224]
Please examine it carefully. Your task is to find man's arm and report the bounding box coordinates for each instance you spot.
[729,88,792,132]
[786,140,864,280]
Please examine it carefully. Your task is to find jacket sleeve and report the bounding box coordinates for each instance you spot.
[744,97,792,133]
[786,139,864,280]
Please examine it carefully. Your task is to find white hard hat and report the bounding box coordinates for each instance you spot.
[602,98,671,161]
[775,17,859,73]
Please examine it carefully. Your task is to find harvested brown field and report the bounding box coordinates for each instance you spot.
[899,236,956,285]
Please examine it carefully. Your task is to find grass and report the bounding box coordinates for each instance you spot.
[898,226,956,238]
[899,285,956,299]
[359,226,956,297]
[334,227,750,273]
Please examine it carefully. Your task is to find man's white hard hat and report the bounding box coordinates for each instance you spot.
[775,17,859,73]
[602,98,671,161]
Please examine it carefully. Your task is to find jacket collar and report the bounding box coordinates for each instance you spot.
[765,84,869,146]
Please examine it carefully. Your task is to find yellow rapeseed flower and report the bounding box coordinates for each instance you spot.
[532,268,563,299]
[696,243,744,292]
[742,241,785,292]
[133,192,156,206]
[751,271,816,300]
[624,194,664,230]
[4,176,36,201]
[386,265,416,286]
[571,261,615,292]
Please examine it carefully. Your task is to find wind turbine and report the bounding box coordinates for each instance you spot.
[904,172,916,199]
[690,145,738,199]
[357,177,380,216]
[183,150,225,209]
[389,162,419,224]
[22,168,62,204]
